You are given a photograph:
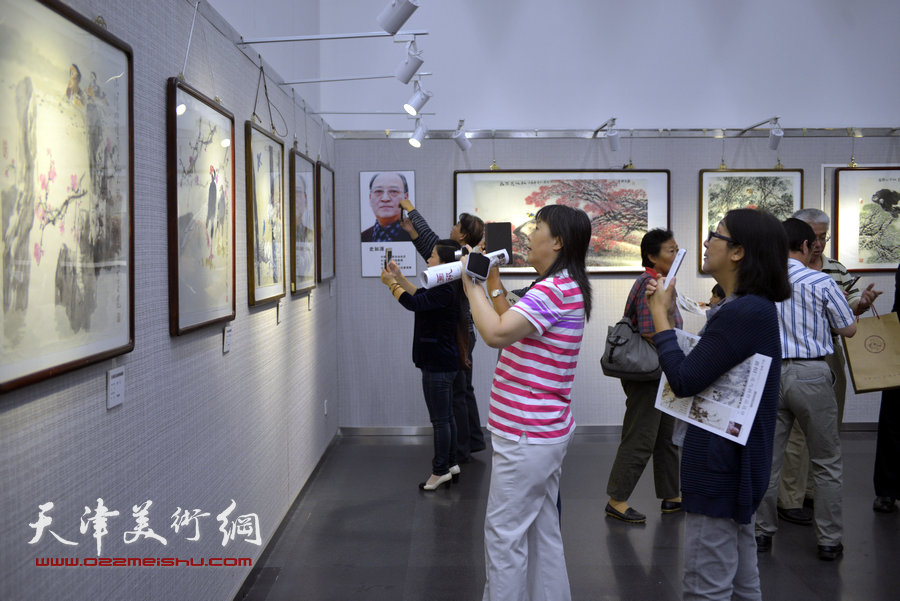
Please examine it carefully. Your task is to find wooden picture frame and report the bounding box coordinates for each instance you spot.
[290,149,317,294]
[834,166,900,271]
[1,0,134,391]
[244,121,285,305]
[699,169,803,268]
[166,78,235,334]
[454,170,670,273]
[316,161,335,282]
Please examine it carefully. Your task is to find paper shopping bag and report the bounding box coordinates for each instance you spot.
[842,312,900,393]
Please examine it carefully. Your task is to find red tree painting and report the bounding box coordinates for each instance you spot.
[509,179,649,267]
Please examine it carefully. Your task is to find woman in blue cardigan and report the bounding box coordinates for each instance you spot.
[645,209,791,600]
[381,239,468,490]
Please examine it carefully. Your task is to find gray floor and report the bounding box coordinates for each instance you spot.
[237,431,899,601]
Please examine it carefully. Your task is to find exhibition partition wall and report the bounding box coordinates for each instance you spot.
[334,134,900,430]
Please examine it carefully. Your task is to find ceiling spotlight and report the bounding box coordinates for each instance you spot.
[409,118,427,148]
[377,0,419,35]
[452,120,471,151]
[403,80,432,116]
[395,40,424,84]
[768,120,783,150]
[607,128,620,152]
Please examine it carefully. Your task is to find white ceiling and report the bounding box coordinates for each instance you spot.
[209,0,900,135]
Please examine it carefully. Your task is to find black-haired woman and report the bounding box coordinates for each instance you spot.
[461,204,592,601]
[605,228,683,524]
[399,196,487,462]
[646,208,791,600]
[381,239,468,490]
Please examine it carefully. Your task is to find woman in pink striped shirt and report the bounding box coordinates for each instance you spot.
[461,204,593,601]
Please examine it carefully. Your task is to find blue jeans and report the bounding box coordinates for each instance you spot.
[422,370,458,475]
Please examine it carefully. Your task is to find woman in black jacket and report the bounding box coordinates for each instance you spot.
[381,239,468,490]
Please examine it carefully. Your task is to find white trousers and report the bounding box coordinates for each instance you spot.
[482,434,571,601]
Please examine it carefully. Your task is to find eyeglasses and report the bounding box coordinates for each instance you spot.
[814,234,830,244]
[707,230,736,244]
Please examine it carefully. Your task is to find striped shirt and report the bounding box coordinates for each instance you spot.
[487,270,585,444]
[776,258,855,359]
[821,255,861,309]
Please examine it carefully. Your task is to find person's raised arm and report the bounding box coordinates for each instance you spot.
[461,257,534,347]
[485,265,510,315]
[387,261,417,295]
[646,276,678,335]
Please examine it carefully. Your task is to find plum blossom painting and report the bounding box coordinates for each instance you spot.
[454,170,670,273]
[290,149,316,294]
[699,169,802,267]
[835,167,900,271]
[0,0,134,391]
[167,78,234,334]
[245,121,285,305]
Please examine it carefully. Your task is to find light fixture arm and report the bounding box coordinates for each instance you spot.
[592,117,616,138]
[737,115,780,136]
[283,72,431,85]
[238,30,429,45]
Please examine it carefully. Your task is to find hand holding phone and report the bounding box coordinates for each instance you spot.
[384,248,393,269]
[664,248,687,289]
[843,275,860,291]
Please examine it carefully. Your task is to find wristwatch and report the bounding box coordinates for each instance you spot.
[490,289,504,299]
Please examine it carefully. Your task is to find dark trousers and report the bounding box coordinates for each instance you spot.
[452,333,485,460]
[606,378,681,501]
[874,389,900,499]
[422,369,458,475]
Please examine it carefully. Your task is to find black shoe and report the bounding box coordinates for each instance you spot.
[777,506,813,525]
[817,542,843,561]
[873,496,897,513]
[755,534,772,552]
[605,503,646,524]
[660,500,682,513]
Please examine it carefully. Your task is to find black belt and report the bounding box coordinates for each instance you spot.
[783,357,826,362]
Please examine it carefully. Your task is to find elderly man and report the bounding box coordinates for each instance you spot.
[756,218,856,561]
[361,172,413,242]
[775,208,883,525]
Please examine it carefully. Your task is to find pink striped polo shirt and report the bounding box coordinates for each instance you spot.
[487,270,586,444]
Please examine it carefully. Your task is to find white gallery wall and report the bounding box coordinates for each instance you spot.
[334,134,899,431]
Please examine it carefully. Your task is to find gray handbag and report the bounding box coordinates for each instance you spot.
[601,294,661,381]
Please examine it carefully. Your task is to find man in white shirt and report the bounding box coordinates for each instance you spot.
[755,218,856,561]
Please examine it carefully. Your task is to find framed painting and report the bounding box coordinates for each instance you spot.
[454,170,670,273]
[289,148,317,294]
[166,78,235,335]
[0,0,134,392]
[245,121,285,305]
[699,169,803,267]
[316,161,335,282]
[834,167,900,271]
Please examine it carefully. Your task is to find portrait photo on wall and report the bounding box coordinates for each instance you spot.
[835,166,900,271]
[454,170,670,273]
[1,0,134,391]
[290,149,316,294]
[245,121,285,305]
[699,168,803,269]
[360,170,416,277]
[167,78,235,335]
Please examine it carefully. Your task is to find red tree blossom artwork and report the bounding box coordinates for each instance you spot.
[514,179,649,268]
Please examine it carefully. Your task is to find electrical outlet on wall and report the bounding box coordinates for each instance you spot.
[323,399,328,416]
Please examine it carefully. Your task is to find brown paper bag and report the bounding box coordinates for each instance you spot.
[842,312,900,393]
